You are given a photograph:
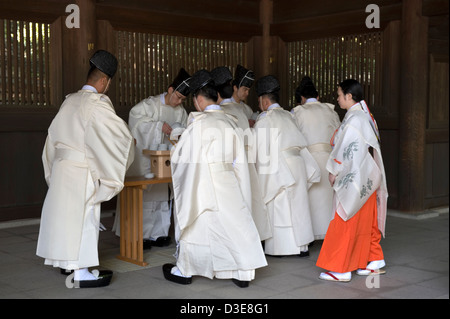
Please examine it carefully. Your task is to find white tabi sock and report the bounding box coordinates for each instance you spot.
[319,271,351,281]
[366,259,386,270]
[171,266,191,278]
[74,268,97,281]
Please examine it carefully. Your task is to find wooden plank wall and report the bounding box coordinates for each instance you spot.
[286,32,383,109]
[425,10,449,208]
[113,31,247,114]
[0,20,51,106]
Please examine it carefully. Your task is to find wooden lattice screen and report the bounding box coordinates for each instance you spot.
[115,31,247,109]
[0,19,51,106]
[287,32,383,109]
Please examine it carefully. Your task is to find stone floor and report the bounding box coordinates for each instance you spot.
[0,207,448,304]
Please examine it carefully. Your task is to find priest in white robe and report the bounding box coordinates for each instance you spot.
[163,70,267,288]
[253,75,320,257]
[113,68,190,248]
[291,77,341,239]
[211,66,271,241]
[231,64,257,127]
[36,50,135,288]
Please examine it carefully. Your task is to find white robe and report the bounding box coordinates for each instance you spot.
[171,107,267,281]
[113,93,188,239]
[220,99,272,240]
[253,105,320,255]
[231,97,254,120]
[327,103,388,236]
[36,89,134,269]
[291,101,341,239]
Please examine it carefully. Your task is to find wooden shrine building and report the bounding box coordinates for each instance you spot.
[0,0,448,222]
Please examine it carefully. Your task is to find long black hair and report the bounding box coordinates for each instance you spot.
[338,79,364,102]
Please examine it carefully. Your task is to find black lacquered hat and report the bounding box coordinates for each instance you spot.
[233,64,255,88]
[188,69,213,94]
[211,66,232,87]
[89,50,118,78]
[170,68,191,97]
[256,75,280,97]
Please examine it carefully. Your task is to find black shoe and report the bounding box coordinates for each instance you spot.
[73,270,113,288]
[232,278,249,288]
[60,268,74,275]
[298,251,310,258]
[151,236,172,247]
[162,263,192,285]
[143,239,153,250]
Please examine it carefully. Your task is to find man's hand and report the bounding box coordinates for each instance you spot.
[162,122,173,135]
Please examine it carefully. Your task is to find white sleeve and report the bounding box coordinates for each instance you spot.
[85,108,134,204]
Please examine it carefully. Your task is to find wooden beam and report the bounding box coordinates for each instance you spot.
[271,3,402,41]
[272,0,401,22]
[0,107,57,132]
[97,0,260,24]
[423,0,449,16]
[96,4,261,42]
[0,0,71,23]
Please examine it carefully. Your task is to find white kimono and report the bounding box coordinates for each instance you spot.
[36,88,135,269]
[291,100,341,239]
[220,99,272,241]
[171,106,267,281]
[254,105,320,255]
[327,102,388,236]
[113,93,188,239]
[231,97,254,120]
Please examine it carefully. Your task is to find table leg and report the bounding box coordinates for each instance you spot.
[117,185,148,266]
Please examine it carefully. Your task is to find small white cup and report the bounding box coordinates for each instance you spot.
[150,144,159,151]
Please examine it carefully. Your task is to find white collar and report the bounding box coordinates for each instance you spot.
[267,103,281,111]
[160,93,167,104]
[205,104,221,111]
[349,102,362,111]
[220,98,233,105]
[82,85,97,93]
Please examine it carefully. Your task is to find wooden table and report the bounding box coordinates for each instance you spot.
[117,176,172,266]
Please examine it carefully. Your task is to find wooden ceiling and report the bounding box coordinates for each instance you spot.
[0,0,448,42]
[96,0,261,41]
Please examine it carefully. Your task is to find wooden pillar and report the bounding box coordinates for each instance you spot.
[398,0,428,212]
[259,0,272,76]
[49,17,63,106]
[97,20,117,106]
[62,0,96,96]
